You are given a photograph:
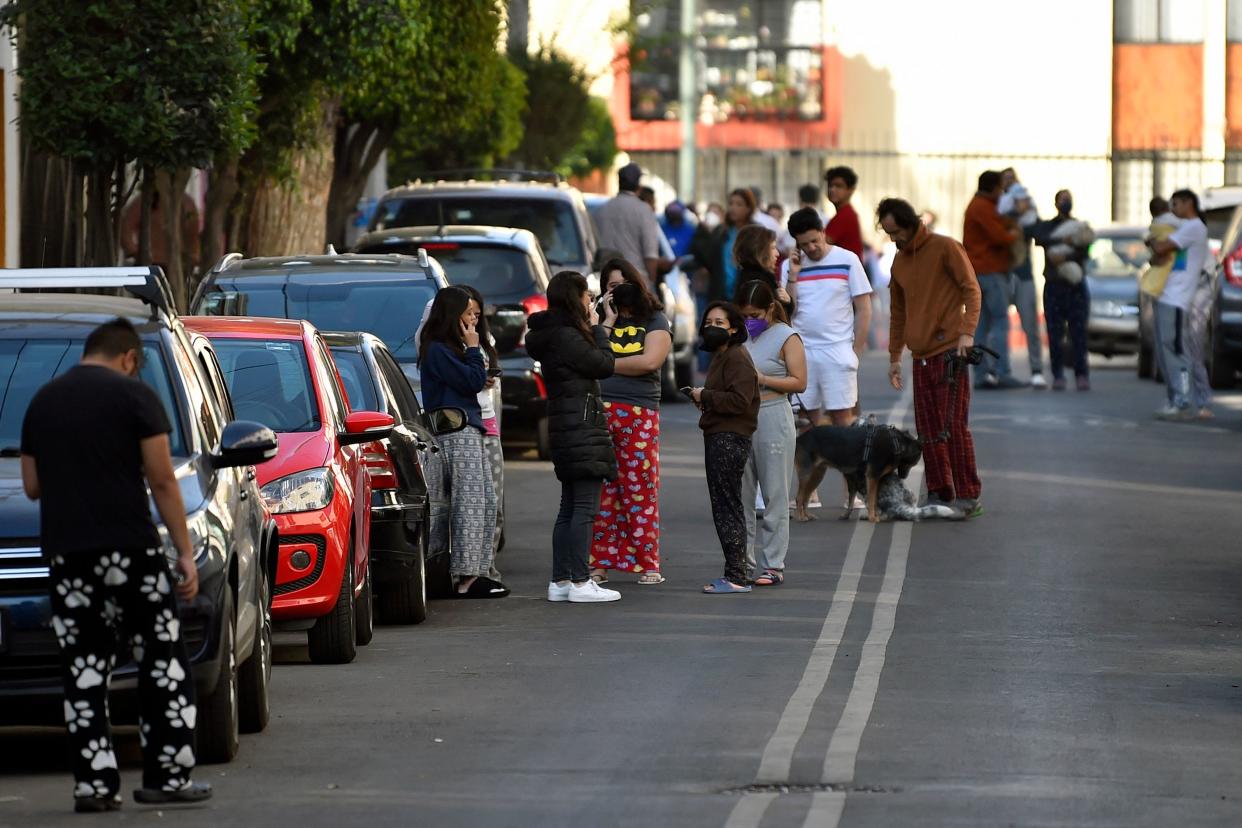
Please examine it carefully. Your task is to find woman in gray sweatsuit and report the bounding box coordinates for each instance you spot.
[736,280,807,586]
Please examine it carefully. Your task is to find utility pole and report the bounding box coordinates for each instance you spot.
[677,0,697,206]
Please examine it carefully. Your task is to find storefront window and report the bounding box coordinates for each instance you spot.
[629,0,824,122]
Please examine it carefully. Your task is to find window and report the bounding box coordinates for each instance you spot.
[630,0,824,122]
[376,348,423,423]
[211,338,320,433]
[1229,0,1242,41]
[313,338,351,425]
[353,242,539,298]
[0,338,187,456]
[329,347,381,414]
[1115,0,1204,43]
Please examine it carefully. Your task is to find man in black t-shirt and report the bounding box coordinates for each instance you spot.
[20,317,212,811]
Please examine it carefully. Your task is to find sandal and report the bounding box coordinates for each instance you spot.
[702,577,751,594]
[637,572,665,585]
[459,576,510,599]
[589,569,609,585]
[754,569,784,586]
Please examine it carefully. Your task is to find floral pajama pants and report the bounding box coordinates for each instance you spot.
[590,403,661,572]
[48,548,197,800]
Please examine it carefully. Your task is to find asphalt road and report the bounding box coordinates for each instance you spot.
[4,353,1242,827]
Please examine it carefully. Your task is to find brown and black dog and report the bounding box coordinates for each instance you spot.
[793,424,922,523]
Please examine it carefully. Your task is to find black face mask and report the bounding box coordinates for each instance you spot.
[610,282,639,312]
[698,325,731,352]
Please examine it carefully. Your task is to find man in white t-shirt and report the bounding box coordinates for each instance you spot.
[1149,188,1211,420]
[780,206,873,426]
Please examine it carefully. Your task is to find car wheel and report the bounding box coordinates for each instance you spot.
[238,562,272,734]
[536,416,552,461]
[377,517,430,625]
[196,590,240,763]
[1208,324,1238,389]
[307,543,357,664]
[426,547,454,599]
[1137,342,1153,378]
[355,557,374,646]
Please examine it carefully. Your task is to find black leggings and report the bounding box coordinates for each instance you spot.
[704,432,752,585]
[553,479,602,583]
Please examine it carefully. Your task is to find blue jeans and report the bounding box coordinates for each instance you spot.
[974,272,1012,380]
[1155,301,1190,409]
[1012,276,1043,374]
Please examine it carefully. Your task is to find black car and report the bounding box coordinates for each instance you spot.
[353,225,553,458]
[323,332,453,621]
[1205,206,1242,388]
[0,268,279,764]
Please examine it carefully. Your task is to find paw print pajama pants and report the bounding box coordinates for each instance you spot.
[590,403,661,573]
[48,548,196,799]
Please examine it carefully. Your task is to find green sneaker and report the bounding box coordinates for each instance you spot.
[954,498,983,519]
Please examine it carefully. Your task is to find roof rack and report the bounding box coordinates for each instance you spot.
[413,168,562,185]
[0,266,177,318]
[211,252,243,274]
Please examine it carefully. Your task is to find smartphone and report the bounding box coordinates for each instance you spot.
[679,386,695,401]
[487,368,503,378]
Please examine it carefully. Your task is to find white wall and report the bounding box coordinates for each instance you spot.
[526,0,627,99]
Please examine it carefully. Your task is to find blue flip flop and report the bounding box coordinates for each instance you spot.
[703,578,751,594]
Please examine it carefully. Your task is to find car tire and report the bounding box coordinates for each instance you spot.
[307,546,357,664]
[536,416,552,461]
[1208,324,1238,389]
[1137,343,1153,378]
[377,518,429,625]
[237,562,271,734]
[196,590,240,764]
[426,548,454,599]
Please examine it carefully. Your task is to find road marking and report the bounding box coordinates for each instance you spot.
[984,469,1241,500]
[725,391,911,827]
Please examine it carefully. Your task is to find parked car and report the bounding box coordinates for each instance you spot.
[584,193,697,393]
[353,225,553,457]
[368,171,600,290]
[184,316,394,664]
[0,268,279,764]
[323,331,454,621]
[1083,225,1144,357]
[1203,205,1242,388]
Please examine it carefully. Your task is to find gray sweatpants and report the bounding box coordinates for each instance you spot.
[484,434,505,579]
[742,400,796,575]
[1012,276,1043,374]
[1156,301,1192,410]
[439,429,497,578]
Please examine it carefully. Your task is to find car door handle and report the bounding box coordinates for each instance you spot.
[240,490,248,501]
[247,469,256,481]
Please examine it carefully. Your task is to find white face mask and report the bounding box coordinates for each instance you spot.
[702,211,722,231]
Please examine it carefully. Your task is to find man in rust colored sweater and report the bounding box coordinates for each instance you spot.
[878,198,984,518]
[962,170,1023,389]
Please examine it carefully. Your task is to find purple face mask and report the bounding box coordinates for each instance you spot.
[744,317,770,340]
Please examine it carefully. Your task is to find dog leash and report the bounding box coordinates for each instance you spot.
[924,345,998,445]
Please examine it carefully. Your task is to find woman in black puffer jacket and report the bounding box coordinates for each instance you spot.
[525,271,622,604]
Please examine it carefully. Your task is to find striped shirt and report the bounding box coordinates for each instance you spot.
[779,246,872,349]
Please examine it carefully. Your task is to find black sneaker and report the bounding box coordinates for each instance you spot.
[133,781,213,805]
[75,796,122,813]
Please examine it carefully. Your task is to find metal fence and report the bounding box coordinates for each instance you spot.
[630,144,1239,239]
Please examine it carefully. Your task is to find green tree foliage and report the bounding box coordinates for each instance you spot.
[507,45,595,174]
[386,0,527,182]
[560,97,618,179]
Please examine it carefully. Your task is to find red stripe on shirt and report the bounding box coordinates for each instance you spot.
[799,273,849,282]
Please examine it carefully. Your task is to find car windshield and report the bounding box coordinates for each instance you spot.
[1087,235,1150,276]
[373,197,583,266]
[329,347,380,412]
[0,338,186,456]
[357,243,536,297]
[211,338,320,433]
[200,276,438,362]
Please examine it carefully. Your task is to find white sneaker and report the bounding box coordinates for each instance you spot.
[847,493,866,510]
[808,491,822,509]
[1030,373,1047,389]
[755,492,766,512]
[1154,404,1194,422]
[547,581,571,602]
[568,580,621,603]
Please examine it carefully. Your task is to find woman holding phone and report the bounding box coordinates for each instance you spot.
[525,271,622,603]
[417,286,507,598]
[588,258,672,586]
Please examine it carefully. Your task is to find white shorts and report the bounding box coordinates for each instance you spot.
[800,342,859,411]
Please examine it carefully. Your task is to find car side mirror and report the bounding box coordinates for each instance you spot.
[426,407,468,436]
[212,420,279,469]
[339,411,395,446]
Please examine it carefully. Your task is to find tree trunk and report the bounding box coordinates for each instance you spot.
[158,168,192,312]
[247,100,338,257]
[84,168,117,267]
[201,156,239,274]
[138,166,154,265]
[325,120,391,251]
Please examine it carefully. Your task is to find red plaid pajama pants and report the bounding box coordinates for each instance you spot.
[912,353,981,501]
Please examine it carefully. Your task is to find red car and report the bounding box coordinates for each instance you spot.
[184,317,393,664]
